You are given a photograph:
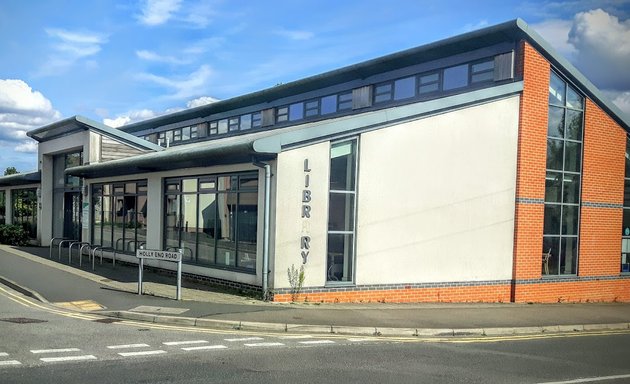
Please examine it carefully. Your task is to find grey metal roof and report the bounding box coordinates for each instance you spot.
[117,18,628,134]
[26,116,163,151]
[0,171,41,187]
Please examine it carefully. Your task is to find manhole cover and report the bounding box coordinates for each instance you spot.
[0,318,48,324]
[93,318,122,324]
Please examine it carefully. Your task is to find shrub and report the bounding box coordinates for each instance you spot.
[0,224,29,246]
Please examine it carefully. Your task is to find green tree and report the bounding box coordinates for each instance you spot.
[4,167,18,176]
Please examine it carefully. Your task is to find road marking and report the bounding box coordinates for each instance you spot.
[40,355,97,363]
[31,348,81,354]
[0,352,8,357]
[347,338,376,342]
[0,360,21,366]
[244,342,285,347]
[163,340,208,346]
[225,337,264,342]
[299,340,335,345]
[107,344,150,349]
[536,373,630,383]
[279,335,313,339]
[54,300,105,311]
[118,350,167,357]
[182,345,228,351]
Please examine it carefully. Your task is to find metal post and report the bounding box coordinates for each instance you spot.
[177,248,182,301]
[138,258,143,295]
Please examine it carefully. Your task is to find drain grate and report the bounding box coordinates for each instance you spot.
[0,317,48,324]
[92,318,122,324]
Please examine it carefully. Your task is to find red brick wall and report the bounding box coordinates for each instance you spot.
[273,285,511,303]
[514,280,630,303]
[512,41,549,284]
[578,99,625,277]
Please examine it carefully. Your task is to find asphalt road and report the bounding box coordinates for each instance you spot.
[2,283,630,384]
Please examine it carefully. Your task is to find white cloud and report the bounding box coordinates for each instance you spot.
[274,28,315,41]
[0,79,60,156]
[136,50,189,65]
[38,29,108,76]
[136,64,213,100]
[530,19,578,58]
[103,96,218,128]
[605,90,630,119]
[568,9,630,90]
[186,96,219,108]
[138,0,182,26]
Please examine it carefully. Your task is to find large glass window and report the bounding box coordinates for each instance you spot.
[163,172,258,271]
[12,188,37,239]
[0,191,5,225]
[92,181,147,254]
[327,140,358,283]
[543,71,583,276]
[622,137,630,273]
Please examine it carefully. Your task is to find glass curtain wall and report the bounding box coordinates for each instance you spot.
[327,139,358,283]
[12,188,37,238]
[622,137,630,273]
[163,172,258,271]
[92,181,147,253]
[0,191,5,225]
[542,71,584,275]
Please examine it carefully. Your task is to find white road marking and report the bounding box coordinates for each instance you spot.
[0,352,9,357]
[279,335,313,339]
[118,350,167,357]
[224,337,264,342]
[163,340,208,346]
[244,342,285,347]
[40,355,97,363]
[536,374,630,384]
[181,345,228,351]
[0,360,21,366]
[298,340,336,345]
[31,348,81,354]
[107,344,151,349]
[347,338,376,342]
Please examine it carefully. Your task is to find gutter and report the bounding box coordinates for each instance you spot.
[252,160,272,301]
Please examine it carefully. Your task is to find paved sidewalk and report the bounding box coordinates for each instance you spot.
[1,244,629,337]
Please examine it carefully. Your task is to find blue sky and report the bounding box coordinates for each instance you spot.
[0,0,628,172]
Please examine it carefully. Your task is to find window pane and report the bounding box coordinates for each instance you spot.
[182,126,191,140]
[471,71,494,83]
[546,138,564,171]
[545,172,562,203]
[625,179,630,207]
[327,233,354,282]
[443,64,468,90]
[562,205,579,236]
[543,236,560,275]
[216,193,237,267]
[394,77,415,100]
[560,237,578,274]
[549,72,565,106]
[218,176,237,191]
[563,174,580,204]
[472,60,493,72]
[543,204,561,235]
[289,103,304,121]
[566,86,583,110]
[623,209,630,236]
[237,192,258,270]
[239,174,258,190]
[338,92,352,110]
[321,95,337,115]
[182,179,197,193]
[626,138,630,177]
[419,73,439,84]
[328,193,355,231]
[564,141,582,172]
[419,83,439,94]
[240,114,252,130]
[197,193,216,265]
[218,119,228,134]
[548,106,565,138]
[180,194,197,263]
[164,194,180,252]
[330,141,356,191]
[565,109,583,141]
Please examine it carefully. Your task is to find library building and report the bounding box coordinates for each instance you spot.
[0,19,628,303]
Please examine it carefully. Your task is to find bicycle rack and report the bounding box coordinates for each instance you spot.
[68,241,91,265]
[90,246,114,271]
[79,243,92,267]
[57,239,78,261]
[49,237,68,259]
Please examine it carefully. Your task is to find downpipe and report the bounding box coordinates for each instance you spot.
[253,160,271,301]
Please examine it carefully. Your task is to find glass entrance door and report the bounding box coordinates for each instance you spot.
[63,192,82,241]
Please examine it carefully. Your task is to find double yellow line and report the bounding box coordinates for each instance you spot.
[0,285,101,321]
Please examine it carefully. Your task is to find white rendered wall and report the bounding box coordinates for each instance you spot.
[356,96,520,284]
[272,142,330,289]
